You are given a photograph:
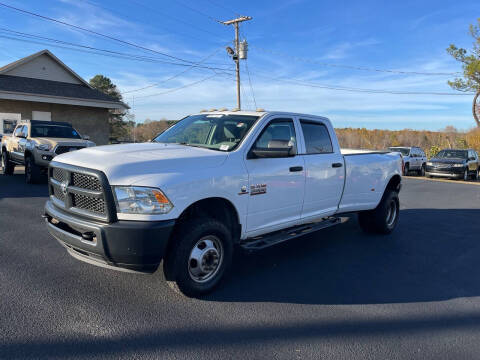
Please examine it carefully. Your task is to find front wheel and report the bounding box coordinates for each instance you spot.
[403,164,409,176]
[25,156,42,184]
[463,169,469,181]
[1,151,14,175]
[163,218,233,297]
[473,169,479,181]
[419,164,426,177]
[358,190,400,234]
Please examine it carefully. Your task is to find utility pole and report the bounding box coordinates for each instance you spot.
[222,16,252,110]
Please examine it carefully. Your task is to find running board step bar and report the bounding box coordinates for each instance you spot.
[240,216,348,251]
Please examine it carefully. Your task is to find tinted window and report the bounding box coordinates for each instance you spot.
[301,121,333,154]
[21,126,28,137]
[254,119,296,151]
[30,125,81,139]
[389,147,410,156]
[435,150,468,159]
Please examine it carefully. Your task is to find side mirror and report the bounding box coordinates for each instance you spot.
[82,135,90,140]
[249,140,296,159]
[469,157,475,161]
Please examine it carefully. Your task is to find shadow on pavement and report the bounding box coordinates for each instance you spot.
[0,173,48,199]
[2,312,480,359]
[203,208,480,305]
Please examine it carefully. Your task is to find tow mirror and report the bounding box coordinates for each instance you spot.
[249,140,296,159]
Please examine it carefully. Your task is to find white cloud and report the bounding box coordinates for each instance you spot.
[322,38,381,60]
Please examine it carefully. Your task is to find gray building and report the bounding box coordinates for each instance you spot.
[0,50,128,145]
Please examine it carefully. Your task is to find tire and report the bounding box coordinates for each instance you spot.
[25,156,42,184]
[419,164,426,177]
[1,151,14,175]
[463,169,469,181]
[163,218,233,297]
[403,163,409,176]
[473,169,479,181]
[358,190,400,234]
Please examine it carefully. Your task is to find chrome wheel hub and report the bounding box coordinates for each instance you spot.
[188,236,223,283]
[386,200,397,228]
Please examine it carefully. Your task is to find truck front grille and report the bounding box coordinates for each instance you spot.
[54,146,85,155]
[72,173,102,191]
[48,163,115,222]
[52,168,67,183]
[72,193,105,214]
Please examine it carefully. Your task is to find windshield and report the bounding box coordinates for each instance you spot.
[31,125,81,139]
[153,114,259,151]
[389,147,410,156]
[435,150,467,159]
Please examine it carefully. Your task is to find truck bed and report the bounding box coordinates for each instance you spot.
[337,150,402,214]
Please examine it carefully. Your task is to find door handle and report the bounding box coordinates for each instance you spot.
[332,162,343,168]
[289,166,303,172]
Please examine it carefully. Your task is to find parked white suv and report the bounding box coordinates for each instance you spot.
[44,111,402,296]
[389,146,427,176]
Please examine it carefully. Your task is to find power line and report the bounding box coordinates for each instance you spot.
[171,0,223,24]
[0,28,234,72]
[202,0,241,17]
[0,2,198,65]
[253,45,462,76]
[133,73,220,100]
[122,46,227,94]
[245,59,257,109]
[128,0,227,41]
[252,72,475,96]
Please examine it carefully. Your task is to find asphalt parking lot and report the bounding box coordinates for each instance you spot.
[1,170,480,359]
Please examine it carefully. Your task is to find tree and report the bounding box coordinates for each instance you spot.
[89,75,129,141]
[447,18,480,127]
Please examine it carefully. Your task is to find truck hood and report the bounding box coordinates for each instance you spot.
[53,142,229,184]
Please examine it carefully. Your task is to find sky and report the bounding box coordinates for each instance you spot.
[0,0,479,130]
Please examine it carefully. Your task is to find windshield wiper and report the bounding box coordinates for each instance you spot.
[176,142,223,152]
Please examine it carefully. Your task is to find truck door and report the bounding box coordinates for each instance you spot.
[17,125,28,163]
[298,119,345,219]
[244,117,305,236]
[10,125,24,162]
[410,148,418,169]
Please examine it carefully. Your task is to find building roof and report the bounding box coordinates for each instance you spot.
[0,49,92,87]
[0,50,128,110]
[0,74,121,102]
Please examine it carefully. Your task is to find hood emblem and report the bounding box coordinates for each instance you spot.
[61,180,69,196]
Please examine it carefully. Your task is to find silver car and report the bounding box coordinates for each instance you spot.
[389,146,427,176]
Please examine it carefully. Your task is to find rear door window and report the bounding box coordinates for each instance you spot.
[300,121,333,154]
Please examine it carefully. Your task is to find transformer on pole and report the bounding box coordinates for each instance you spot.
[222,16,252,110]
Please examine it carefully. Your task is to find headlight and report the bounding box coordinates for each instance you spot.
[35,144,51,151]
[113,186,173,214]
[426,162,432,166]
[453,163,465,167]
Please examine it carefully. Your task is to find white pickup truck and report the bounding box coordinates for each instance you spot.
[44,111,402,296]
